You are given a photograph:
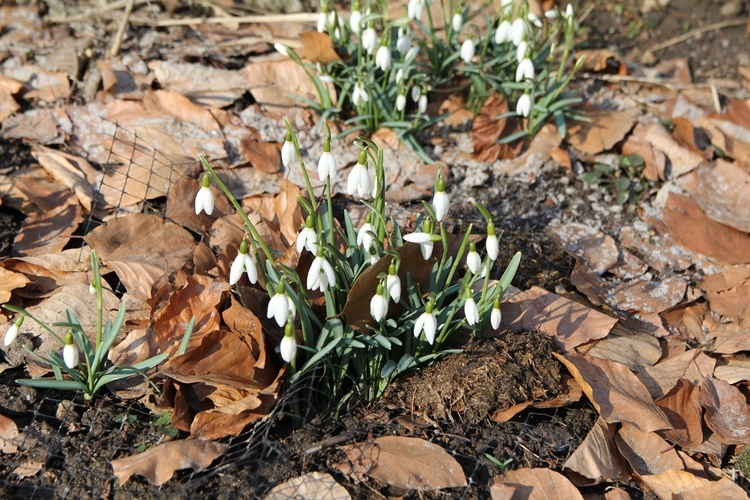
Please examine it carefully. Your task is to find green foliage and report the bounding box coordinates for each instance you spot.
[582,153,648,205]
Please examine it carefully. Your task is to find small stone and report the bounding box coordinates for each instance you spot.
[720,0,742,17]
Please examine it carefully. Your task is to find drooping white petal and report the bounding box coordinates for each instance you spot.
[510,18,526,45]
[3,324,18,347]
[491,307,502,330]
[307,256,323,290]
[318,151,337,181]
[411,85,421,102]
[467,250,482,274]
[396,94,406,112]
[362,28,378,54]
[195,186,214,215]
[419,240,434,259]
[243,254,258,284]
[63,343,79,369]
[486,234,499,261]
[229,253,246,285]
[403,232,433,244]
[350,10,362,33]
[516,93,531,117]
[375,46,391,71]
[317,11,327,32]
[495,20,511,44]
[452,13,463,32]
[281,140,297,168]
[418,94,428,114]
[386,273,401,303]
[321,259,336,289]
[423,314,437,344]
[267,294,289,327]
[460,39,475,63]
[357,222,376,250]
[464,297,479,325]
[516,41,528,63]
[370,293,388,321]
[279,334,297,362]
[432,191,449,222]
[396,34,411,55]
[274,43,290,56]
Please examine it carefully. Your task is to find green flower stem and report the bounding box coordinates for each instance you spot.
[436,223,472,308]
[283,117,319,216]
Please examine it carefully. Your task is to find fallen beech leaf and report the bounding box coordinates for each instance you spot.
[111,439,228,486]
[335,436,467,490]
[494,123,560,175]
[697,377,750,445]
[644,123,704,178]
[714,356,750,384]
[471,93,522,162]
[497,468,583,499]
[238,135,283,173]
[712,326,750,354]
[672,117,704,156]
[143,89,221,131]
[556,353,672,432]
[243,59,328,107]
[0,268,30,303]
[678,475,750,499]
[0,414,20,454]
[576,49,624,74]
[9,64,71,102]
[654,378,704,449]
[702,265,750,328]
[1,247,91,299]
[581,331,662,372]
[567,108,635,155]
[500,286,617,352]
[149,60,247,107]
[615,423,704,476]
[639,470,738,500]
[299,31,341,64]
[663,191,750,265]
[13,198,82,257]
[266,472,350,499]
[637,349,716,399]
[551,223,619,275]
[699,116,750,167]
[621,123,667,181]
[31,144,97,211]
[563,416,628,483]
[492,376,583,422]
[610,276,687,314]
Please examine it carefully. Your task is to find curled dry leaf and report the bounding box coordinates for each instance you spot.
[149,60,247,108]
[622,123,667,181]
[243,59,327,107]
[494,468,583,500]
[111,439,228,486]
[714,356,750,384]
[13,197,82,257]
[697,377,750,445]
[299,31,342,64]
[637,349,716,399]
[0,247,91,299]
[471,92,522,163]
[552,223,619,275]
[615,423,705,477]
[702,265,750,328]
[494,123,561,176]
[335,436,467,491]
[563,416,628,483]
[0,414,20,454]
[576,49,625,74]
[579,330,662,372]
[265,472,351,500]
[0,268,30,303]
[643,122,704,178]
[31,144,97,211]
[610,275,687,314]
[640,470,746,500]
[566,108,636,155]
[654,378,704,450]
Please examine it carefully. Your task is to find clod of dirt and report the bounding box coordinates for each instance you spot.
[389,331,564,424]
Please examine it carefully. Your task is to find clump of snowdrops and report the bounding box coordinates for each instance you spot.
[275,0,585,160]
[2,251,195,400]
[196,118,520,405]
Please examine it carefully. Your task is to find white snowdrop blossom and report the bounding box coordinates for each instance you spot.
[411,85,421,102]
[490,298,502,330]
[370,284,388,322]
[460,38,475,63]
[307,250,336,292]
[318,138,337,181]
[396,29,411,55]
[267,282,296,328]
[281,132,297,168]
[501,0,513,7]
[510,18,526,45]
[352,81,369,106]
[495,20,511,44]
[486,221,499,261]
[3,317,23,347]
[544,9,558,20]
[407,0,423,20]
[404,45,420,62]
[452,12,463,32]
[347,150,372,198]
[362,27,378,54]
[564,4,574,20]
[375,45,391,71]
[274,43,290,56]
[395,68,405,84]
[63,333,79,369]
[516,92,531,117]
[89,282,96,295]
[194,175,215,215]
[317,10,327,32]
[516,57,535,82]
[466,242,481,274]
[369,249,380,265]
[528,12,542,27]
[319,75,334,83]
[357,217,376,251]
[432,175,449,222]
[350,9,362,34]
[464,291,479,326]
[296,216,319,254]
[418,94,428,114]
[396,92,407,112]
[230,240,258,285]
[279,322,297,363]
[414,299,437,344]
[403,219,435,260]
[516,40,528,63]
[386,263,402,303]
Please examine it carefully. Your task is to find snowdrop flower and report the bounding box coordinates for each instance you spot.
[495,20,511,44]
[411,85,421,103]
[230,240,258,285]
[464,289,479,326]
[407,0,423,20]
[404,45,420,62]
[317,10,328,32]
[279,321,297,363]
[375,45,391,71]
[320,75,334,83]
[501,0,513,7]
[510,18,526,45]
[403,219,435,260]
[296,216,319,254]
[318,138,337,181]
[352,81,369,106]
[564,4,574,20]
[516,40,528,63]
[63,332,79,369]
[460,37,475,63]
[281,131,297,168]
[516,92,531,117]
[418,94,428,114]
[386,262,401,303]
[362,27,378,54]
[3,316,23,347]
[490,297,502,330]
[307,249,336,292]
[396,92,407,112]
[347,149,372,198]
[516,57,534,82]
[369,248,380,265]
[527,12,542,27]
[486,221,499,261]
[414,299,437,344]
[267,281,296,328]
[466,242,481,274]
[544,9,558,20]
[194,174,215,215]
[396,29,411,55]
[350,8,362,34]
[452,11,464,32]
[357,214,376,251]
[370,284,388,322]
[432,175,449,222]
[274,43,290,57]
[89,282,96,295]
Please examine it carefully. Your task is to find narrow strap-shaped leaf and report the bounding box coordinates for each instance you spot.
[16,378,88,391]
[177,316,196,356]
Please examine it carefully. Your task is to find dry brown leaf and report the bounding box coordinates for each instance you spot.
[497,468,583,499]
[299,31,342,64]
[702,265,750,328]
[552,223,619,275]
[13,198,82,257]
[439,94,474,127]
[85,214,197,302]
[699,116,750,168]
[243,59,327,107]
[2,107,68,145]
[0,76,21,122]
[576,49,624,74]
[567,108,635,155]
[266,472,351,499]
[615,423,704,477]
[111,439,228,486]
[0,247,91,299]
[714,356,750,384]
[556,353,673,432]
[622,123,667,181]
[697,377,750,445]
[6,64,71,102]
[335,436,467,491]
[494,123,561,175]
[0,414,20,454]
[500,286,617,353]
[238,135,283,173]
[580,331,662,372]
[654,378,704,449]
[663,191,750,265]
[149,60,247,108]
[492,376,583,422]
[0,268,30,303]
[644,122,705,178]
[678,475,750,499]
[637,349,716,399]
[610,276,687,314]
[563,416,628,483]
[143,89,221,132]
[639,470,736,500]
[471,93,523,162]
[31,144,97,211]
[672,117,704,156]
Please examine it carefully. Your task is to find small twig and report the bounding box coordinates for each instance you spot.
[129,12,318,27]
[49,0,150,23]
[649,18,749,52]
[577,72,738,91]
[108,0,136,57]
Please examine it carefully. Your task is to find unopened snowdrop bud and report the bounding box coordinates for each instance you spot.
[347,149,372,198]
[350,8,362,34]
[296,216,319,254]
[501,0,513,7]
[362,27,378,54]
[307,248,336,292]
[3,316,23,347]
[464,289,479,326]
[404,45,419,62]
[403,218,435,260]
[279,321,297,363]
[352,81,369,106]
[274,43,290,57]
[452,11,464,32]
[460,37,475,64]
[495,20,511,44]
[545,9,558,20]
[432,175,449,222]
[516,57,534,82]
[318,138,337,181]
[395,68,405,84]
[194,174,215,215]
[516,92,531,117]
[564,4,574,20]
[386,262,402,303]
[486,221,499,261]
[267,281,296,328]
[89,282,96,295]
[281,131,297,168]
[466,242,481,274]
[418,94,428,114]
[407,0,423,20]
[510,18,526,46]
[63,332,79,369]
[375,45,391,71]
[414,299,437,344]
[357,214,376,251]
[396,92,407,112]
[490,297,502,330]
[411,85,421,102]
[528,11,542,27]
[230,240,258,285]
[396,29,411,55]
[370,284,388,322]
[516,40,528,63]
[317,10,328,32]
